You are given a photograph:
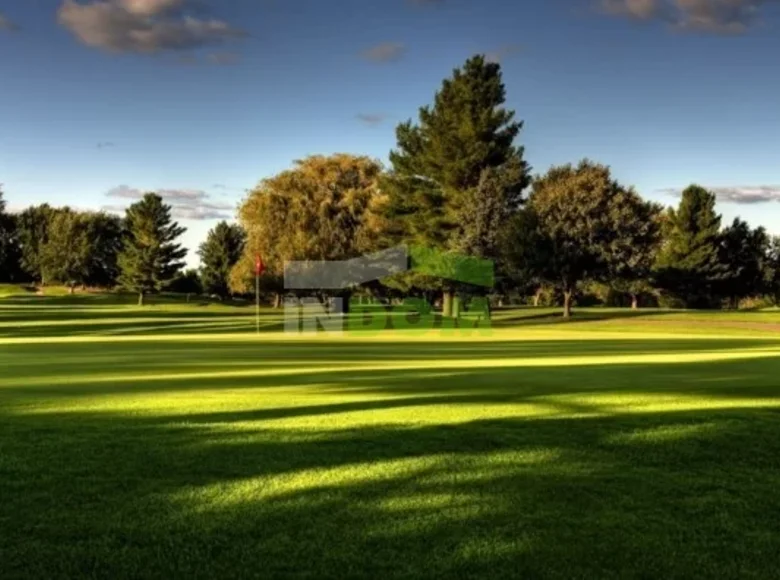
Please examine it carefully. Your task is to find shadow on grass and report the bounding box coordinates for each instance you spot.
[2,347,780,577]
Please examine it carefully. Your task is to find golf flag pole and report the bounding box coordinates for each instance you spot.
[255,254,264,335]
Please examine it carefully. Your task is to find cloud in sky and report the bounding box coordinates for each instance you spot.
[57,0,246,54]
[484,44,524,63]
[356,113,388,126]
[96,141,116,149]
[206,51,239,65]
[660,185,780,203]
[0,11,19,31]
[600,0,772,34]
[104,185,234,220]
[362,42,406,63]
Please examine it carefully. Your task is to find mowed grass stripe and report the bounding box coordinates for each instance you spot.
[2,300,780,578]
[3,345,780,389]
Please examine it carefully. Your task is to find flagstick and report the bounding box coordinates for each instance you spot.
[255,269,260,335]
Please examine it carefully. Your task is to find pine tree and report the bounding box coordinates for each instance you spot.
[718,218,769,308]
[199,221,245,298]
[655,185,724,308]
[117,193,187,306]
[385,55,530,315]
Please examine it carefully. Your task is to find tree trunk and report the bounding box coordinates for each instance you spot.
[340,292,351,315]
[533,287,542,308]
[68,285,75,295]
[138,292,144,307]
[273,293,282,309]
[442,289,454,317]
[563,289,573,319]
[631,294,638,310]
[452,294,461,318]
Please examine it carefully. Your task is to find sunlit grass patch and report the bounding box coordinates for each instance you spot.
[1,299,780,578]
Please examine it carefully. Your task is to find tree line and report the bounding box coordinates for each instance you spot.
[1,55,779,315]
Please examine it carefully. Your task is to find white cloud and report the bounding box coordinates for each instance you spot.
[484,44,524,64]
[660,185,780,203]
[600,0,773,34]
[362,42,406,63]
[58,0,246,54]
[356,113,388,126]
[104,185,234,220]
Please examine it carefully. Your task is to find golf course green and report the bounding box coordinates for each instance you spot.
[2,294,780,578]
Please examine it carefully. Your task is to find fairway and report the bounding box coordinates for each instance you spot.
[2,298,780,578]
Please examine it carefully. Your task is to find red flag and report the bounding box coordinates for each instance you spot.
[255,254,265,276]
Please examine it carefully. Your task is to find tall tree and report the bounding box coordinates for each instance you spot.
[655,185,724,308]
[765,236,780,305]
[718,218,770,308]
[511,160,653,318]
[83,212,123,287]
[605,197,664,309]
[235,154,387,310]
[39,210,91,292]
[199,221,245,298]
[15,204,57,283]
[117,193,187,306]
[0,187,21,283]
[384,55,530,314]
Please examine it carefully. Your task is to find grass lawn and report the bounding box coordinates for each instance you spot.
[2,294,780,578]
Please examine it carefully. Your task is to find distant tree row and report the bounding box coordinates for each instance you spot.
[2,55,780,314]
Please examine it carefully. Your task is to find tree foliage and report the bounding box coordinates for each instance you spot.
[511,160,657,318]
[117,193,187,305]
[15,204,57,283]
[233,154,387,302]
[384,55,530,312]
[199,221,245,298]
[718,218,770,308]
[39,210,91,291]
[655,185,725,308]
[0,187,21,283]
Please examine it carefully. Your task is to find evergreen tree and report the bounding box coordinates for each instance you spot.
[655,185,724,308]
[199,221,245,298]
[718,218,769,308]
[117,193,187,306]
[385,55,530,315]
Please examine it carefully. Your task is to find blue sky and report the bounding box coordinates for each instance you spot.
[1,0,780,266]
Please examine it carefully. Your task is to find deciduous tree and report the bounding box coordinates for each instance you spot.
[39,209,90,293]
[235,154,387,310]
[515,160,654,318]
[15,204,56,284]
[0,187,21,283]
